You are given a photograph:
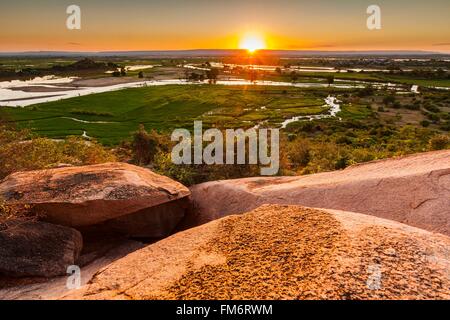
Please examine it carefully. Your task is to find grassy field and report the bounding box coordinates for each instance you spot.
[1,85,350,145]
[2,80,447,145]
[288,72,450,88]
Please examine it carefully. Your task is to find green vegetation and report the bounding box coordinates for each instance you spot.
[0,124,115,180]
[2,85,332,145]
[1,56,449,186]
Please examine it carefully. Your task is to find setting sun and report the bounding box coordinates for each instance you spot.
[239,33,266,53]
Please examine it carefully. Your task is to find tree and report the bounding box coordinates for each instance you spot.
[326,75,335,87]
[188,73,200,82]
[131,125,166,165]
[420,120,430,128]
[275,67,282,75]
[120,67,127,76]
[248,69,258,83]
[383,95,396,106]
[206,68,219,84]
[138,71,144,78]
[436,68,446,79]
[290,71,298,83]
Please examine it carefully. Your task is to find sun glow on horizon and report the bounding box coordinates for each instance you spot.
[239,32,266,53]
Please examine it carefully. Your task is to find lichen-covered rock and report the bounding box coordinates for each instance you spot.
[66,205,450,300]
[0,163,191,237]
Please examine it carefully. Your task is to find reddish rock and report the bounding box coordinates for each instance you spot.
[185,150,450,236]
[0,163,190,237]
[66,205,450,300]
[0,220,82,277]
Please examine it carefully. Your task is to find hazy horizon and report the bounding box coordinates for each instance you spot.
[0,48,450,55]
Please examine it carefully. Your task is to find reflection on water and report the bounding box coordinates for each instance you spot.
[280,96,341,129]
[0,74,440,108]
[0,77,361,107]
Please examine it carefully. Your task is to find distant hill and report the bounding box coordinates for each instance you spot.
[51,58,118,71]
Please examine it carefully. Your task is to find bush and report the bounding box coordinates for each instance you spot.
[420,120,431,128]
[0,125,115,179]
[152,151,198,186]
[383,95,396,105]
[440,121,450,131]
[0,199,33,223]
[70,110,113,117]
[335,155,350,170]
[0,200,16,223]
[429,134,450,150]
[131,125,168,165]
[424,105,441,113]
[392,102,402,109]
[357,87,374,98]
[288,139,311,167]
[427,113,441,122]
[404,104,420,110]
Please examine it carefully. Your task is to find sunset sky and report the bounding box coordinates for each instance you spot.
[1,0,449,52]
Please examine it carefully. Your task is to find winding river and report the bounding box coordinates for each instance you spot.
[0,75,424,108]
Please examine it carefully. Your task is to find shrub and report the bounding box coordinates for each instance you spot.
[440,121,450,132]
[131,125,168,165]
[288,138,311,167]
[0,125,115,179]
[427,113,441,122]
[335,135,353,145]
[424,105,441,113]
[420,120,431,128]
[392,102,402,109]
[383,95,396,105]
[70,110,113,117]
[152,151,198,186]
[335,155,350,170]
[0,199,33,223]
[429,134,450,150]
[404,104,420,110]
[357,87,374,98]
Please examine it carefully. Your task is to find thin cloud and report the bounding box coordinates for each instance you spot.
[432,43,450,46]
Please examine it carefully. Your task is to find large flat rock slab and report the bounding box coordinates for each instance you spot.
[186,150,450,236]
[0,163,190,229]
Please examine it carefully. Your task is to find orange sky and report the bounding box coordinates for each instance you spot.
[0,0,449,52]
